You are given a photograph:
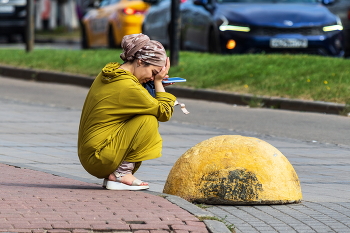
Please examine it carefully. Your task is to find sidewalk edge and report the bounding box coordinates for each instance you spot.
[145,190,232,233]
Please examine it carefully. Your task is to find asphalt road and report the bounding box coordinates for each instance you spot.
[1,75,349,147]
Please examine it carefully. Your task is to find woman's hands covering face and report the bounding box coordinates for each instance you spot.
[154,57,170,83]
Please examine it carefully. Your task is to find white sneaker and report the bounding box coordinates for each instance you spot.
[105,180,149,191]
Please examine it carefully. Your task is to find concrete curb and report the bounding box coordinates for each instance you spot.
[165,195,233,233]
[204,220,233,233]
[167,86,347,115]
[146,191,232,233]
[0,64,346,115]
[165,195,215,218]
[0,64,94,87]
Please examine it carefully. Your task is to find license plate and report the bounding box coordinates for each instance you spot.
[0,5,14,13]
[270,39,308,48]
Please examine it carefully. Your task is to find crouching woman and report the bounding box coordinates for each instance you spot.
[77,33,175,190]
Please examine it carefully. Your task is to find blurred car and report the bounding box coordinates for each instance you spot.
[81,0,150,49]
[142,0,345,57]
[324,0,350,56]
[0,0,26,42]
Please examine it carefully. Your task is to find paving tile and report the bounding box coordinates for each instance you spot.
[171,224,208,232]
[129,223,170,230]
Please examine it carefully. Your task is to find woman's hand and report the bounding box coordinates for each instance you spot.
[161,74,175,87]
[154,57,170,83]
[154,57,171,92]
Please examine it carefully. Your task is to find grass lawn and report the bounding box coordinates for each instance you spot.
[0,48,349,104]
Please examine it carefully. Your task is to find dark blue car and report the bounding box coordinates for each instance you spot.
[143,0,345,56]
[0,0,27,42]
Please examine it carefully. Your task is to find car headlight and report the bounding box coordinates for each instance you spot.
[220,25,250,32]
[323,17,343,32]
[219,16,250,32]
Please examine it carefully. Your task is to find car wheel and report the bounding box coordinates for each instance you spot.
[20,33,26,43]
[81,25,90,49]
[208,28,220,53]
[108,26,118,48]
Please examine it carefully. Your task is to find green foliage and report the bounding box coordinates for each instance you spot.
[242,95,265,108]
[0,49,349,104]
[198,215,235,232]
[195,203,210,209]
[171,52,350,104]
[0,49,120,77]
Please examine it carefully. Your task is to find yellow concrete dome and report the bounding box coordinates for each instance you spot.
[163,135,302,205]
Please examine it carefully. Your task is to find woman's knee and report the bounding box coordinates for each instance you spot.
[132,115,158,126]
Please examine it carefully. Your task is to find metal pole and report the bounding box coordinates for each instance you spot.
[170,0,180,66]
[26,0,34,52]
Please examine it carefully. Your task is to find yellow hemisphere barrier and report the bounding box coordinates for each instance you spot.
[163,135,302,205]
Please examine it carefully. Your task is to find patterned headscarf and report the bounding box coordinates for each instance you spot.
[120,33,167,67]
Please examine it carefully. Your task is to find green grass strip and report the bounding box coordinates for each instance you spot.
[0,48,349,104]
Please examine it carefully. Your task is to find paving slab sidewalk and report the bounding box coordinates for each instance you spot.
[0,163,209,233]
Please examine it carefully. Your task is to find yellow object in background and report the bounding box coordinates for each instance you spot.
[81,0,150,49]
[163,135,302,205]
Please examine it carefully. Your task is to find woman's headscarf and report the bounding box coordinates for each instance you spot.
[120,33,167,67]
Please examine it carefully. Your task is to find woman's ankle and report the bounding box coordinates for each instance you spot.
[108,173,116,181]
